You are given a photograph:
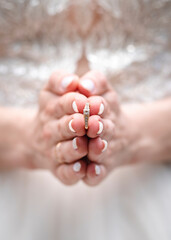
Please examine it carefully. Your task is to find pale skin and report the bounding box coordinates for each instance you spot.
[0,70,171,186]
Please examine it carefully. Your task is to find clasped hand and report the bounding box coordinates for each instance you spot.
[28,70,133,186]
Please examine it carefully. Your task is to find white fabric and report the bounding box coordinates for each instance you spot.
[0,164,171,240]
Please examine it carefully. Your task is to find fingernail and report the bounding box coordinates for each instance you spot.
[73,162,81,172]
[72,137,78,150]
[97,121,103,135]
[98,103,104,115]
[69,119,76,133]
[72,101,79,113]
[61,75,75,89]
[95,165,101,175]
[80,79,95,92]
[102,140,108,152]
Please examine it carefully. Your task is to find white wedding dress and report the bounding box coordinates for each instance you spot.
[0,0,171,239]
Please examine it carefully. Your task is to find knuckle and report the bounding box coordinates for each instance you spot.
[110,93,119,108]
[56,118,68,140]
[45,149,54,164]
[65,92,75,99]
[48,73,56,88]
[39,111,48,124]
[84,180,99,187]
[60,172,76,185]
[56,121,63,138]
[45,100,55,115]
[58,154,65,164]
[112,122,116,134]
[101,77,107,88]
[112,93,119,105]
[88,154,100,162]
[39,91,48,110]
[42,123,52,140]
[57,98,63,114]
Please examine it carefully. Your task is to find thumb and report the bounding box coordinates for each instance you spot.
[45,70,79,96]
[78,71,112,97]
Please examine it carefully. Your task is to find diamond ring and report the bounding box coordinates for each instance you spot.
[83,103,90,130]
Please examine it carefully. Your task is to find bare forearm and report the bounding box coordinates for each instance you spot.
[124,98,171,164]
[0,107,35,169]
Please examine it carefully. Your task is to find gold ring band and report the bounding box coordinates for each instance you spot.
[55,142,63,164]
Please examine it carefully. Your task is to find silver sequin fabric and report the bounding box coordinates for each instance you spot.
[0,0,171,106]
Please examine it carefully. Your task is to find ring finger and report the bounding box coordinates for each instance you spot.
[52,136,88,164]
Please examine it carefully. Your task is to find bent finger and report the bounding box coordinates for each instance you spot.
[45,92,88,119]
[87,115,115,139]
[88,137,108,163]
[43,113,86,144]
[55,160,87,185]
[83,163,107,186]
[45,70,79,95]
[87,137,110,163]
[78,71,112,97]
[88,96,110,117]
[52,136,88,164]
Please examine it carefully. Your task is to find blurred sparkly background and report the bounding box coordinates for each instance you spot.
[0,0,170,107]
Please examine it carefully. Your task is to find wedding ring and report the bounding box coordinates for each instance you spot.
[83,102,90,130]
[55,142,63,164]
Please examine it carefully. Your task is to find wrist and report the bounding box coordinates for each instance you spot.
[17,108,37,169]
[122,100,171,164]
[0,107,37,170]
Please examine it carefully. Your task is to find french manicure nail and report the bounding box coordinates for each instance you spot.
[98,103,104,115]
[95,165,101,175]
[97,121,103,135]
[69,119,76,133]
[72,137,78,150]
[73,162,81,172]
[102,140,108,152]
[61,75,75,89]
[72,101,79,113]
[80,79,95,92]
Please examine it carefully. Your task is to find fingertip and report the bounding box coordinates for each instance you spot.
[98,103,105,115]
[97,121,103,135]
[55,160,87,185]
[89,137,105,155]
[78,71,110,96]
[62,74,79,93]
[72,160,87,175]
[88,96,106,116]
[83,163,106,186]
[102,139,108,152]
[72,137,78,150]
[72,101,79,113]
[72,114,86,136]
[76,136,88,150]
[95,165,101,176]
[78,78,95,97]
[74,94,88,114]
[87,116,103,138]
[73,161,81,172]
[69,119,76,133]
[72,136,88,155]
